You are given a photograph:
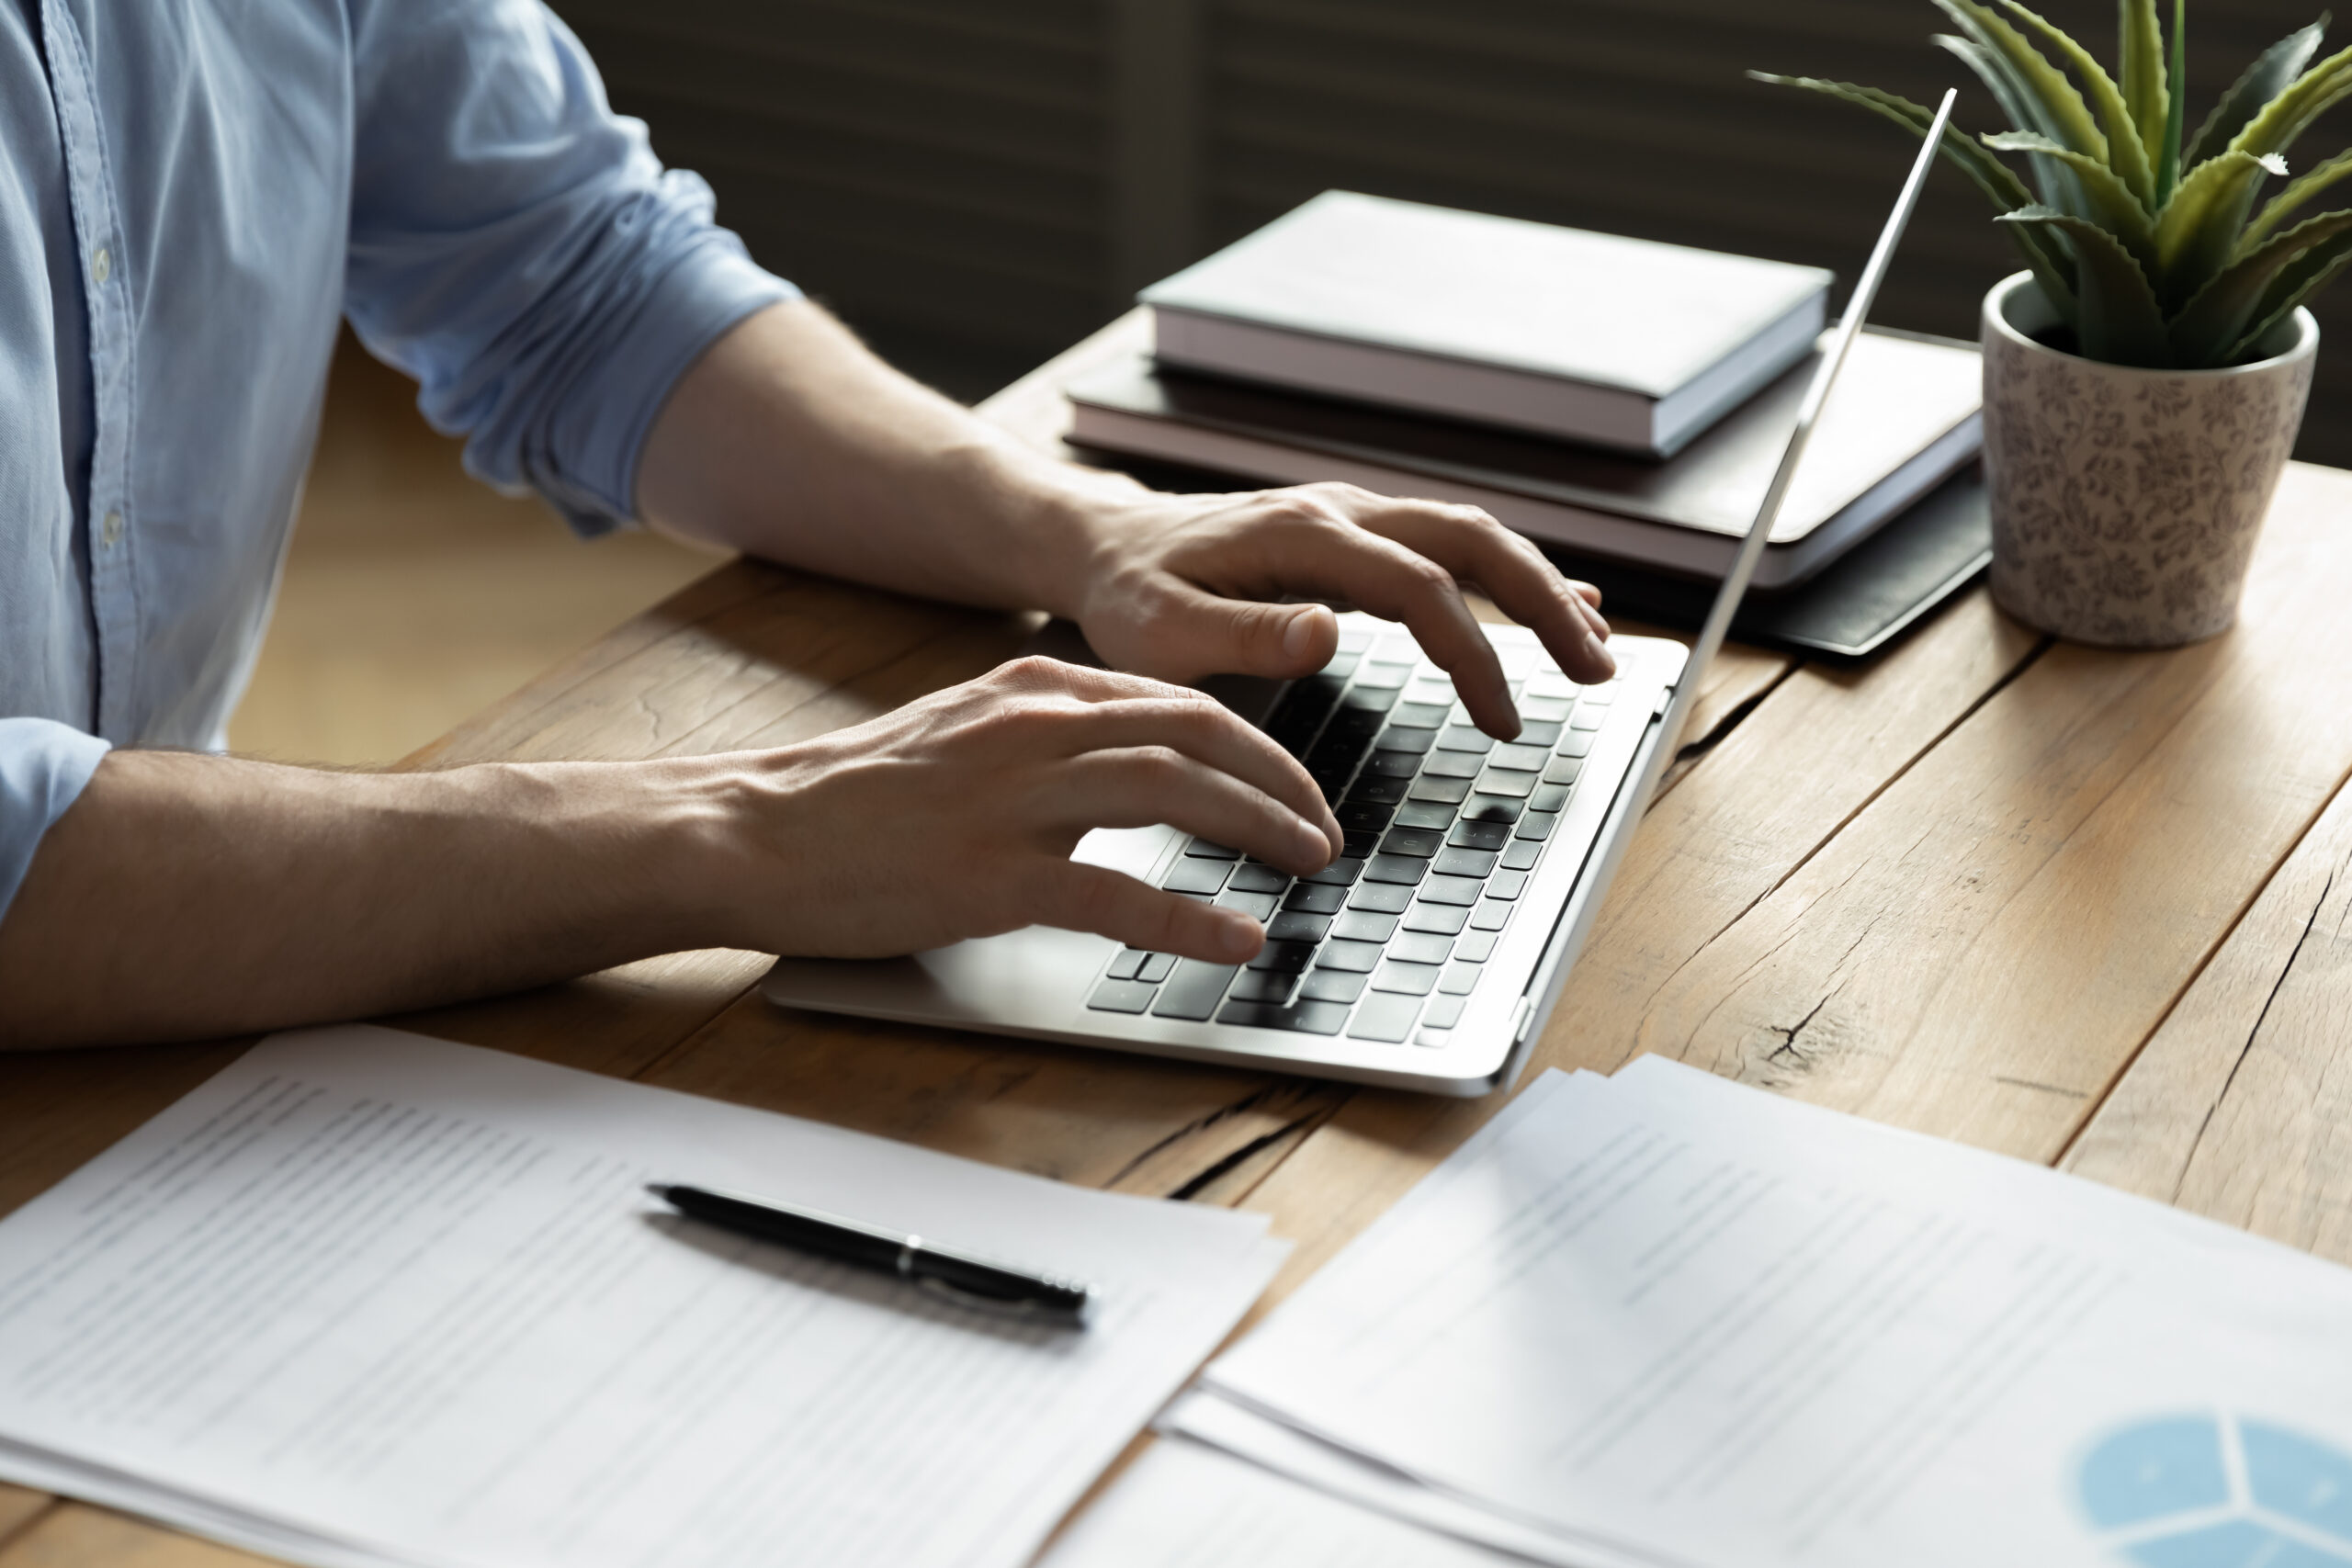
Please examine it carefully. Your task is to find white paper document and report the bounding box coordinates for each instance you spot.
[1200,1061,2352,1568]
[1039,1437,1521,1568]
[0,1026,1286,1568]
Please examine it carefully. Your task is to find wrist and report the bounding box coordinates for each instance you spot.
[953,434,1156,624]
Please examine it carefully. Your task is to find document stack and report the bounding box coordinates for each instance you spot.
[1046,1060,2352,1568]
[1070,191,1985,598]
[0,1028,1288,1568]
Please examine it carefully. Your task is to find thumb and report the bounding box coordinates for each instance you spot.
[1144,587,1338,681]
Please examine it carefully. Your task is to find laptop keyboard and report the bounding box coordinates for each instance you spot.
[1085,625,1616,1046]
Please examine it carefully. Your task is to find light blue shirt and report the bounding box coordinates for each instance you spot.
[0,0,796,922]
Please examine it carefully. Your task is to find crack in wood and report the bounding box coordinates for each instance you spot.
[1104,1084,1289,1190]
[2173,860,2339,1200]
[1991,1075,2088,1100]
[1167,1108,1333,1202]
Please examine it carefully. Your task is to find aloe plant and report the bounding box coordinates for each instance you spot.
[1754,2,2352,368]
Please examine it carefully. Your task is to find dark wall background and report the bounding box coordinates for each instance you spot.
[555,0,2352,463]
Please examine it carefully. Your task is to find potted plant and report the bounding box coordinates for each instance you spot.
[1756,2,2346,647]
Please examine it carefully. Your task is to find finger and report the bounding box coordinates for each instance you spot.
[1352,502,1617,688]
[1127,590,1341,684]
[1180,500,1521,735]
[987,654,1195,705]
[1052,747,1335,875]
[1037,695,1342,857]
[1028,861,1265,964]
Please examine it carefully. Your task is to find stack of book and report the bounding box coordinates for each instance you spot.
[1068,192,1990,653]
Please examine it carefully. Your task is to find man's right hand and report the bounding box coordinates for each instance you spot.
[687,656,1341,965]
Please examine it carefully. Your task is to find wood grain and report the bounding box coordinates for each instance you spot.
[0,1491,50,1553]
[2064,764,2352,1267]
[1243,583,2045,1300]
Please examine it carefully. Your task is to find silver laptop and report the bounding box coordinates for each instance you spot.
[762,93,1956,1096]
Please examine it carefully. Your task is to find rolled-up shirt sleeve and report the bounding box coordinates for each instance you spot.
[341,0,797,535]
[0,718,110,927]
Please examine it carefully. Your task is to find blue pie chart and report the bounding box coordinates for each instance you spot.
[2080,1415,2352,1565]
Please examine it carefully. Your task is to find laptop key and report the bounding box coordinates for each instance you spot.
[1439,962,1483,996]
[1419,874,1485,907]
[1408,775,1473,805]
[1338,801,1395,833]
[1150,962,1238,1021]
[1185,838,1239,860]
[1402,901,1469,935]
[1216,888,1280,919]
[1520,696,1571,723]
[1515,811,1560,841]
[1514,720,1563,747]
[1570,705,1608,729]
[1363,750,1420,778]
[1544,755,1584,785]
[1246,940,1318,974]
[1346,775,1410,805]
[1299,967,1368,1004]
[1459,794,1523,823]
[1423,750,1484,779]
[1088,978,1158,1013]
[1387,701,1449,728]
[1165,858,1230,895]
[1227,969,1299,1004]
[1347,881,1414,914]
[1448,819,1510,851]
[1283,882,1348,915]
[1501,839,1543,871]
[1354,661,1411,689]
[1137,953,1177,982]
[1487,743,1549,773]
[1373,960,1442,996]
[1556,731,1595,758]
[1332,908,1398,942]
[1341,829,1380,860]
[1299,857,1365,887]
[1228,862,1291,894]
[1421,993,1469,1030]
[1394,799,1457,831]
[1364,853,1430,886]
[1531,783,1572,813]
[1374,726,1435,754]
[1347,991,1422,1043]
[1434,847,1498,879]
[1453,930,1498,963]
[1485,870,1529,900]
[1267,910,1333,944]
[1216,998,1352,1034]
[1314,939,1385,973]
[1390,930,1453,965]
[1475,769,1534,799]
[1107,949,1147,981]
[1435,725,1494,754]
[1379,827,1443,858]
[1470,899,1514,931]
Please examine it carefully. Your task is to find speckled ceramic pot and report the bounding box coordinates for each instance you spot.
[1981,271,2317,648]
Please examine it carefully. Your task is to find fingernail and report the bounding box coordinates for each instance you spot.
[1297,818,1336,866]
[1585,630,1616,677]
[1282,607,1319,660]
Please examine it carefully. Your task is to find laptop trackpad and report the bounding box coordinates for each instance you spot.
[759,826,1170,1025]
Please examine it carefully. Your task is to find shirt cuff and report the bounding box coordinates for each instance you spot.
[534,232,800,538]
[0,717,111,926]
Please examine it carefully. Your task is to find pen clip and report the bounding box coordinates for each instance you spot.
[910,1272,1084,1324]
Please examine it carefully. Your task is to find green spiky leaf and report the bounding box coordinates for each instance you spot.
[1984,131,2159,262]
[1999,205,2173,364]
[2184,17,2330,169]
[1998,1,2156,205]
[2162,0,2188,197]
[2152,149,2291,305]
[2120,0,2170,166]
[1933,0,2109,158]
[2228,40,2352,160]
[1934,35,2085,210]
[2246,146,2352,247]
[2167,206,2352,362]
[2227,221,2352,357]
[1749,71,2076,310]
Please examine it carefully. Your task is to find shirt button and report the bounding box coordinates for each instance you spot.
[91,247,110,285]
[101,510,123,547]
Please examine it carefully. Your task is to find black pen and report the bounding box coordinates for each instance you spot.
[647,1183,1093,1326]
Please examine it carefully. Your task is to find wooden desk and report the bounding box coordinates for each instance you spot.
[8,309,2352,1562]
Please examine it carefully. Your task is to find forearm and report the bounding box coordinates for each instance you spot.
[636,299,1136,617]
[0,750,723,1050]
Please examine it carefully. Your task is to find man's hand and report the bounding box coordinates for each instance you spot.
[1063,481,1612,739]
[703,657,1340,963]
